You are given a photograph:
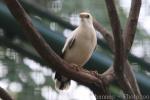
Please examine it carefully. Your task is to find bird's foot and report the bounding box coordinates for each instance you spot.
[71,64,82,71]
[90,70,101,78]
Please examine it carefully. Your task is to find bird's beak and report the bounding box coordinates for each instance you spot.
[79,13,89,18]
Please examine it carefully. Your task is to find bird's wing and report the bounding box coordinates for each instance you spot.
[61,35,76,58]
[94,45,97,51]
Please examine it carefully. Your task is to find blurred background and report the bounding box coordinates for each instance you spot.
[0,0,150,100]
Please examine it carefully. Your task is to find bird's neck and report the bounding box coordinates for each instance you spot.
[78,21,96,38]
[80,21,94,29]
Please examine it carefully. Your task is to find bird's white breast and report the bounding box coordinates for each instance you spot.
[64,26,97,67]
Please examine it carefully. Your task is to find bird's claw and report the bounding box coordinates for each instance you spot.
[71,64,82,71]
[91,70,100,78]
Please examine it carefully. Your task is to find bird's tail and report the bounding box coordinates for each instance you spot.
[55,72,71,91]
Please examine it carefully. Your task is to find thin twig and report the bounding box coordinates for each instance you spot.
[105,0,134,96]
[3,0,110,96]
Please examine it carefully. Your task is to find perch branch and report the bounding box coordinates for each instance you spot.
[105,0,134,96]
[3,0,111,96]
[0,87,13,100]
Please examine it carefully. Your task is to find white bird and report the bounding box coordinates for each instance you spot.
[55,12,97,91]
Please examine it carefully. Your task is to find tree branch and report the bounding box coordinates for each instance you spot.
[105,0,134,96]
[92,0,142,97]
[93,19,114,52]
[0,87,13,100]
[3,0,110,97]
[123,0,142,52]
[124,60,142,97]
[93,15,142,100]
[123,0,142,98]
[102,66,116,85]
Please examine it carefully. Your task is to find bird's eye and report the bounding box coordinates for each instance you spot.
[86,15,90,18]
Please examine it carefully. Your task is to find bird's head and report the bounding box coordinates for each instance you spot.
[79,12,93,25]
